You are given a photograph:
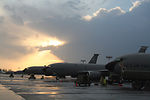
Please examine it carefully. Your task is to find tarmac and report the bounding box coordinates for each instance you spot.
[0,84,25,100]
[0,74,150,100]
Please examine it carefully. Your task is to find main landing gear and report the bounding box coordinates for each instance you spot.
[28,74,36,79]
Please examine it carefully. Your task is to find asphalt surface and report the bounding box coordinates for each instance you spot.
[0,74,150,100]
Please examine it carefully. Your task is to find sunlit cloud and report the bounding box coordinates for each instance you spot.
[24,50,64,67]
[21,32,66,48]
[0,30,66,70]
[82,15,92,21]
[0,50,64,71]
[82,7,125,21]
[0,8,66,70]
[129,1,141,11]
[41,39,66,47]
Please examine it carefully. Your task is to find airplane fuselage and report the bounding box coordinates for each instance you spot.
[45,63,105,77]
[106,53,150,89]
[115,54,150,80]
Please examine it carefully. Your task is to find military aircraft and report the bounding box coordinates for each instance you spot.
[23,66,45,75]
[23,54,99,76]
[44,54,105,79]
[105,46,150,90]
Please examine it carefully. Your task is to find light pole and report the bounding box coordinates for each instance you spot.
[81,60,86,64]
[106,56,113,62]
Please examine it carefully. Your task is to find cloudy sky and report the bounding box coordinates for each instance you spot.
[0,0,150,70]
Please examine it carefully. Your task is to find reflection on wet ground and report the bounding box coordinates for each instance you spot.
[0,74,150,100]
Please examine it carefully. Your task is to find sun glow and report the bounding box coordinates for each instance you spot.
[41,39,65,47]
[0,50,64,71]
[22,33,66,48]
[0,17,66,71]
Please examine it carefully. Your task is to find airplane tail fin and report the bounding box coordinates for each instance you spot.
[88,54,99,64]
[138,46,148,53]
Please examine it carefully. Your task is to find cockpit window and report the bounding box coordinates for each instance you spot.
[48,65,54,69]
[47,64,51,67]
[115,58,123,62]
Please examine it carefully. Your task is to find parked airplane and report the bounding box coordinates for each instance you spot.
[23,54,99,76]
[44,54,105,79]
[23,66,45,75]
[105,46,150,90]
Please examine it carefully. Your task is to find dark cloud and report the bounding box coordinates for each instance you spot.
[11,15,24,25]
[65,0,81,10]
[2,0,109,23]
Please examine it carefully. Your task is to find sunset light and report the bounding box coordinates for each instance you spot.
[41,39,65,47]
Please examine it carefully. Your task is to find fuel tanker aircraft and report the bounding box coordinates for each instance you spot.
[106,46,150,90]
[23,54,100,76]
[44,54,105,79]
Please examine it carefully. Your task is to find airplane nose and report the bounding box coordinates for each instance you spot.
[105,61,121,72]
[105,61,117,71]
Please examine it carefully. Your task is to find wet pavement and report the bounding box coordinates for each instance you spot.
[0,84,25,100]
[0,74,150,100]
